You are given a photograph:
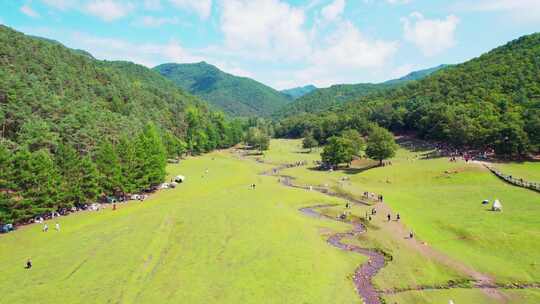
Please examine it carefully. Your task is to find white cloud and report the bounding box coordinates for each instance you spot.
[84,0,134,22]
[312,21,398,68]
[279,20,398,88]
[169,0,212,19]
[321,0,345,22]
[220,0,311,60]
[213,61,254,78]
[463,0,540,23]
[69,32,202,66]
[21,4,40,18]
[402,12,459,56]
[137,16,179,27]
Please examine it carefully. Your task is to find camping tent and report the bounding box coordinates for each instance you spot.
[174,175,186,183]
[492,199,502,211]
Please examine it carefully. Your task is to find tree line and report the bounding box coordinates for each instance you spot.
[0,120,246,225]
[0,26,247,225]
[276,33,540,157]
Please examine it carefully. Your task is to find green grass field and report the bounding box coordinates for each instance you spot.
[492,161,540,183]
[1,139,539,304]
[0,150,363,304]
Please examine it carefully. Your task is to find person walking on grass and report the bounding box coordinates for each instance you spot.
[25,258,32,269]
[55,222,60,231]
[387,214,391,222]
[42,223,48,232]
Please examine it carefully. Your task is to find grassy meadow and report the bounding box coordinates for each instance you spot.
[492,161,540,183]
[0,149,362,304]
[1,139,539,304]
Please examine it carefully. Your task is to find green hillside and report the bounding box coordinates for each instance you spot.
[0,25,244,224]
[154,62,292,117]
[281,84,317,99]
[278,33,540,155]
[275,65,447,118]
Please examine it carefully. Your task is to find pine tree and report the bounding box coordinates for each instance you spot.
[56,143,81,207]
[0,143,15,224]
[141,123,167,187]
[12,149,61,218]
[79,155,100,203]
[94,140,122,196]
[117,135,139,194]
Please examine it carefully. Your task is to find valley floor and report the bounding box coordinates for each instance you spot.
[1,139,539,304]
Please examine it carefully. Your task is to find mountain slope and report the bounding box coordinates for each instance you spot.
[383,64,448,85]
[278,33,540,155]
[0,25,246,224]
[275,65,447,118]
[0,25,242,154]
[154,62,291,117]
[281,85,317,99]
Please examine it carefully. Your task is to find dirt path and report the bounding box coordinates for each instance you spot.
[300,204,386,304]
[373,202,509,302]
[237,154,537,303]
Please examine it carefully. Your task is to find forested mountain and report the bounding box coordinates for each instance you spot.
[154,62,292,117]
[274,65,447,118]
[277,33,540,156]
[0,25,244,225]
[281,85,317,99]
[274,83,397,117]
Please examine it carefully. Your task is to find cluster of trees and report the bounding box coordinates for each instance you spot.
[277,33,540,157]
[276,112,373,145]
[0,123,173,225]
[245,127,270,152]
[320,126,396,168]
[0,26,246,225]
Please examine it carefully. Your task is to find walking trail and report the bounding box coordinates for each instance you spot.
[235,151,538,303]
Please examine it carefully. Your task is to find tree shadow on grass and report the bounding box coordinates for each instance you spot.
[342,164,380,175]
[306,164,380,175]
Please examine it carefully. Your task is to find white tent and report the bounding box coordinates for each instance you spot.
[492,199,502,211]
[174,175,186,183]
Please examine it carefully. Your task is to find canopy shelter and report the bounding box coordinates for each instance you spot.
[492,199,502,211]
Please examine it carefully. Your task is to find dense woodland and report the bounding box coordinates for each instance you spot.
[274,65,447,118]
[154,62,292,117]
[277,33,540,156]
[0,26,245,225]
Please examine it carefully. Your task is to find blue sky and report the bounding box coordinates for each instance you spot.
[1,0,539,89]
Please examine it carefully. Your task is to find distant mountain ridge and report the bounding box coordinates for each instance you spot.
[281,85,317,99]
[154,62,292,117]
[384,64,449,85]
[274,65,448,117]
